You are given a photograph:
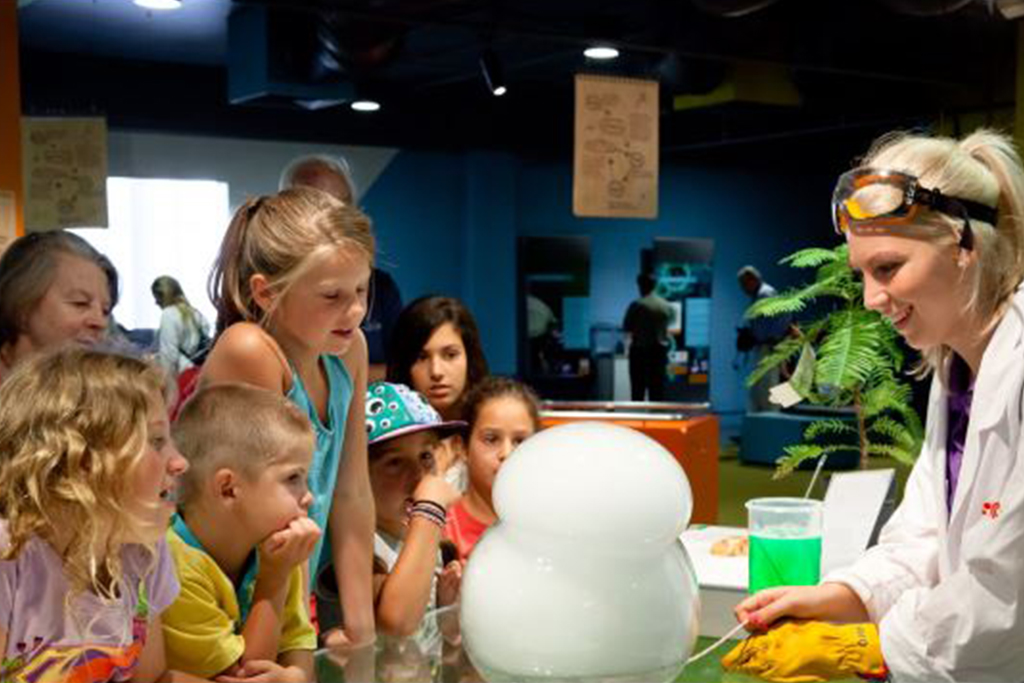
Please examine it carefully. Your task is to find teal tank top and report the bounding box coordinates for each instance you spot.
[286,354,352,575]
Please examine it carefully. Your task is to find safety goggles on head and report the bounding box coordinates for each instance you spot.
[832,168,998,251]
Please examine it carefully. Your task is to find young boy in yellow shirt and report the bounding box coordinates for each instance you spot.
[162,384,322,682]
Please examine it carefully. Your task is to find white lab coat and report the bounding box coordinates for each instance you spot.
[827,286,1024,682]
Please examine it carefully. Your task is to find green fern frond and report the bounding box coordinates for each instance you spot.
[899,404,925,444]
[815,317,888,391]
[746,337,804,387]
[746,290,812,318]
[867,442,918,466]
[774,444,825,478]
[868,416,914,446]
[746,272,850,320]
[861,380,913,419]
[774,443,860,479]
[803,418,857,441]
[780,247,842,269]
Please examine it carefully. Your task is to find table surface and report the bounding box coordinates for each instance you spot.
[313,633,764,683]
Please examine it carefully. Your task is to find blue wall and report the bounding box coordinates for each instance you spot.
[363,148,840,425]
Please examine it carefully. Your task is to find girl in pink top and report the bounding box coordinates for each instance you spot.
[444,377,540,560]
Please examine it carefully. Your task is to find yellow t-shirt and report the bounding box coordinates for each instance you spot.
[162,528,316,678]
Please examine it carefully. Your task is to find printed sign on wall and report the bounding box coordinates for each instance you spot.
[0,190,15,254]
[573,74,659,219]
[22,117,108,231]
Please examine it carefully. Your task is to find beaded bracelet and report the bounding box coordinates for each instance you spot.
[410,501,446,527]
[413,499,446,517]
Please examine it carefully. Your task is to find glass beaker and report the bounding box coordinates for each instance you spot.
[746,497,822,594]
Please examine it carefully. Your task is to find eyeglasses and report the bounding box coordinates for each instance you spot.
[832,168,998,251]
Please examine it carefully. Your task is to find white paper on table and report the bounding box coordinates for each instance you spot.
[821,469,895,574]
[679,525,748,591]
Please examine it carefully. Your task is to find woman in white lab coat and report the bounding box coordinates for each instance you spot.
[731,130,1024,682]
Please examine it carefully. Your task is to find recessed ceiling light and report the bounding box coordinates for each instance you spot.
[480,49,508,97]
[133,0,183,10]
[584,46,620,60]
[351,100,381,112]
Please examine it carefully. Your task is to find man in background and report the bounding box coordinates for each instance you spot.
[623,272,673,401]
[737,265,790,412]
[280,154,403,381]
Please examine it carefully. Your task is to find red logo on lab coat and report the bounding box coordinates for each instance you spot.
[982,501,1001,519]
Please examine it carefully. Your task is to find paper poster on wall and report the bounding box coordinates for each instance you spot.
[22,117,108,232]
[573,74,658,219]
[0,191,16,254]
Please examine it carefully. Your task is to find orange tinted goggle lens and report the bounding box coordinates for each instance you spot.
[832,170,915,234]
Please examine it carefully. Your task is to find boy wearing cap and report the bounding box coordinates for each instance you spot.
[364,381,465,642]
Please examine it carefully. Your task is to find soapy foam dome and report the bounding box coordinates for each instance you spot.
[460,421,700,682]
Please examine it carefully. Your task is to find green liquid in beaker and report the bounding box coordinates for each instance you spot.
[749,535,822,593]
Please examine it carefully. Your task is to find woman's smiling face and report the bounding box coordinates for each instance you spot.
[848,229,968,351]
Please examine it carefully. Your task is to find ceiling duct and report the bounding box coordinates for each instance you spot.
[875,0,972,16]
[227,4,355,109]
[315,10,406,76]
[690,0,783,17]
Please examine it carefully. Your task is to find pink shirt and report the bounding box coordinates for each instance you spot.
[444,501,491,561]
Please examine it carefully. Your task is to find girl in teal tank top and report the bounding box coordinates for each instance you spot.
[287,354,351,575]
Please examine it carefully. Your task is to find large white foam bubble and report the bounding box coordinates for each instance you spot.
[460,421,700,683]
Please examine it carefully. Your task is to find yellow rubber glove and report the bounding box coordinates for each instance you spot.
[720,621,888,682]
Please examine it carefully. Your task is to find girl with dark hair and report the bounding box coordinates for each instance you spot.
[386,296,490,492]
[444,376,541,560]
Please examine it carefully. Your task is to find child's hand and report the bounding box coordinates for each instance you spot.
[437,560,462,607]
[412,474,460,509]
[215,659,310,683]
[257,517,321,586]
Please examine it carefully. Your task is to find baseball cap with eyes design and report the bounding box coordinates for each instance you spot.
[365,381,466,446]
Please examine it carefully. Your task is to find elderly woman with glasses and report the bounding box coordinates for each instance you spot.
[724,129,1024,682]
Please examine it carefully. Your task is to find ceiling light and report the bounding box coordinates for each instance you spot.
[351,100,381,112]
[584,46,619,60]
[480,49,508,97]
[133,0,183,10]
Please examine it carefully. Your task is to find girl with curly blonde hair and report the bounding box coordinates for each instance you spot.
[0,348,191,683]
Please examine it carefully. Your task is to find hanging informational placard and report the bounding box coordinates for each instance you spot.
[21,116,108,232]
[0,190,16,254]
[573,74,659,219]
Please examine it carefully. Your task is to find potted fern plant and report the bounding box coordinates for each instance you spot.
[745,245,924,477]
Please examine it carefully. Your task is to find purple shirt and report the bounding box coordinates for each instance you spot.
[0,522,179,683]
[946,354,974,513]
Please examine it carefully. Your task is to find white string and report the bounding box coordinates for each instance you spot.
[803,452,829,499]
[685,620,750,665]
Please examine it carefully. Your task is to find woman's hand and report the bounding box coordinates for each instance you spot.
[735,583,869,631]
